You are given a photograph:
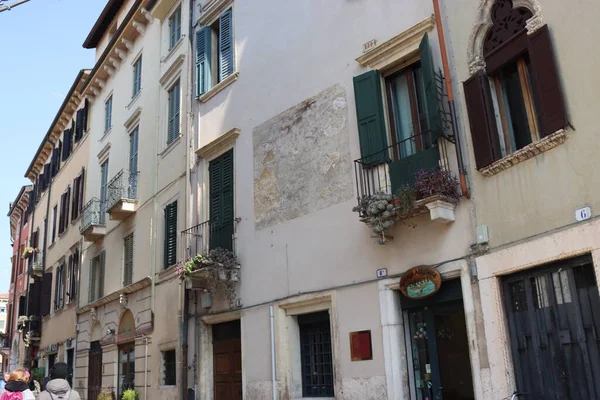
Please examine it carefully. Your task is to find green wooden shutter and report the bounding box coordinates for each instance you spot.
[168,83,181,144]
[98,251,105,298]
[88,258,95,303]
[196,27,212,97]
[124,234,134,286]
[353,70,388,164]
[163,202,178,268]
[209,150,234,250]
[219,9,234,82]
[419,33,440,140]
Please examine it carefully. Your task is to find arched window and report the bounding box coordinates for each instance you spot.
[118,310,135,397]
[464,0,567,172]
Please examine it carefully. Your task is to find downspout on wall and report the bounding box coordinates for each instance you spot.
[433,0,470,198]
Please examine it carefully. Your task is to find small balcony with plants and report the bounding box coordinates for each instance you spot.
[353,129,460,245]
[80,198,107,241]
[106,169,138,221]
[178,218,240,307]
[30,250,43,277]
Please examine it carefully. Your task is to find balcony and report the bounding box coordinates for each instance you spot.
[30,251,43,278]
[180,218,236,289]
[80,198,107,241]
[354,131,458,244]
[106,169,138,221]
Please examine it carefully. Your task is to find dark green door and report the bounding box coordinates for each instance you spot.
[209,150,234,251]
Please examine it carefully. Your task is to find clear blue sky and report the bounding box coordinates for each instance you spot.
[0,0,106,294]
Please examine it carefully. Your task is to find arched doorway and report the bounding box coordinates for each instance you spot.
[118,310,136,398]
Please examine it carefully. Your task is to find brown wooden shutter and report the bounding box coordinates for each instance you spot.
[463,70,501,169]
[527,25,567,138]
[41,272,52,316]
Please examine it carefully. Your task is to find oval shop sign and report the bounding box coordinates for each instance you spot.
[399,266,442,299]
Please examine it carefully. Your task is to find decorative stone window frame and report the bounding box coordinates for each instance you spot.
[275,292,341,400]
[158,341,178,387]
[356,15,435,74]
[197,0,233,26]
[467,0,544,75]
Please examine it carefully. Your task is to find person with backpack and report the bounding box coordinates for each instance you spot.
[38,364,79,400]
[1,369,35,400]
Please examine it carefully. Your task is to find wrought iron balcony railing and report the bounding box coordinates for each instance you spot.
[107,169,138,211]
[80,198,106,233]
[181,218,236,258]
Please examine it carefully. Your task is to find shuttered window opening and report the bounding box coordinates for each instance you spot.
[163,201,178,269]
[123,234,134,287]
[68,249,79,302]
[133,57,143,97]
[71,169,85,221]
[62,127,72,162]
[169,6,182,50]
[209,150,234,251]
[195,9,234,96]
[41,272,52,317]
[105,96,113,133]
[167,82,181,144]
[74,99,89,142]
[463,21,567,169]
[58,187,71,235]
[66,255,73,304]
[129,128,139,199]
[89,251,105,303]
[51,205,58,244]
[100,160,109,225]
[54,263,66,311]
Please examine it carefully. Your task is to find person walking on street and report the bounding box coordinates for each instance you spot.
[0,369,35,400]
[38,364,79,400]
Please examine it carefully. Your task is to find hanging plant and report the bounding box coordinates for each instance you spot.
[21,247,36,259]
[177,248,240,307]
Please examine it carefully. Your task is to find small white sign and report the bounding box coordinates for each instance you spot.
[376,268,388,279]
[575,206,592,222]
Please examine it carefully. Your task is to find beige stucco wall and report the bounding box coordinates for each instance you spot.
[189,0,477,398]
[442,0,600,248]
[76,1,191,399]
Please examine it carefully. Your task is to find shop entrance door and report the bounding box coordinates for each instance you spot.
[403,280,475,400]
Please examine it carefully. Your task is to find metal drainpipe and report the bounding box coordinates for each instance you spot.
[180,285,189,400]
[269,306,277,400]
[144,335,149,400]
[432,0,470,198]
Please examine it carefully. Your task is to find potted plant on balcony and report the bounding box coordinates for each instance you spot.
[353,192,400,245]
[21,246,36,259]
[177,248,240,307]
[413,169,459,223]
[122,389,138,400]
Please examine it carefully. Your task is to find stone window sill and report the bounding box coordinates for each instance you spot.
[480,129,568,177]
[160,134,182,158]
[127,90,142,110]
[163,37,185,64]
[199,72,239,103]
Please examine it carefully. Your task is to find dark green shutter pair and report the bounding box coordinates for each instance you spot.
[209,150,234,251]
[195,9,234,97]
[352,34,439,164]
[88,251,105,303]
[164,201,178,268]
[124,234,134,286]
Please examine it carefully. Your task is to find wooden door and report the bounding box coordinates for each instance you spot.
[213,321,242,400]
[503,256,600,399]
[88,341,103,400]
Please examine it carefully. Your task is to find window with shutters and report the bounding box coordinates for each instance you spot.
[89,251,105,303]
[164,201,178,269]
[195,8,235,97]
[54,263,66,311]
[71,169,85,222]
[167,81,181,144]
[168,6,182,50]
[209,150,234,251]
[105,96,113,133]
[100,160,109,225]
[352,33,442,191]
[123,234,134,287]
[129,127,139,199]
[51,205,57,244]
[68,250,79,302]
[58,187,71,236]
[133,56,143,97]
[463,0,567,171]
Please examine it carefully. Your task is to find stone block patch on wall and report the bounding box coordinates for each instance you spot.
[253,84,353,230]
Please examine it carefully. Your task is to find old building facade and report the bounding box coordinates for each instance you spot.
[4,0,600,399]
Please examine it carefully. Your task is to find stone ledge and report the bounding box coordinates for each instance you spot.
[199,72,239,103]
[480,129,568,177]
